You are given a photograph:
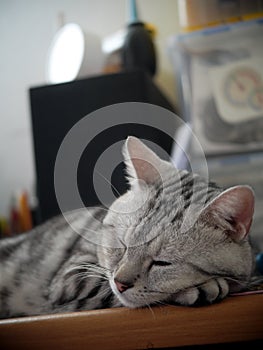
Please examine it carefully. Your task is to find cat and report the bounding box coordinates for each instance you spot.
[0,136,256,319]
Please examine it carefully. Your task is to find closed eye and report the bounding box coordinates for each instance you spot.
[149,260,172,270]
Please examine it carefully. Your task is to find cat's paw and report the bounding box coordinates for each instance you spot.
[173,278,229,306]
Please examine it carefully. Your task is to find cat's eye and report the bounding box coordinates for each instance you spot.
[149,260,172,270]
[153,260,171,266]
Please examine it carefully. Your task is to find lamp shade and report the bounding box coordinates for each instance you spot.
[46,23,103,84]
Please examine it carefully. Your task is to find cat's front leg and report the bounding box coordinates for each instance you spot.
[173,278,229,306]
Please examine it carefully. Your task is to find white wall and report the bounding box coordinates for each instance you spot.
[0,0,180,217]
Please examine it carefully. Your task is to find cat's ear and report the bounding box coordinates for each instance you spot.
[202,185,254,241]
[122,136,162,185]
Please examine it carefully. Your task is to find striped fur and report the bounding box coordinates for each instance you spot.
[0,137,255,318]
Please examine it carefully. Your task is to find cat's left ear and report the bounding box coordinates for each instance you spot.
[122,136,163,186]
[202,185,254,241]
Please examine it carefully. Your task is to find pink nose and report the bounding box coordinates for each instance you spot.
[114,279,133,293]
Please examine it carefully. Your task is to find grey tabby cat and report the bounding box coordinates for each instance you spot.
[0,136,256,319]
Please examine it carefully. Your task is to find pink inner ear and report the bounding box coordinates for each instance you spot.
[124,136,162,185]
[209,186,255,241]
[130,158,160,184]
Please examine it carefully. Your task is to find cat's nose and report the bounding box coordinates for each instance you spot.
[114,278,134,293]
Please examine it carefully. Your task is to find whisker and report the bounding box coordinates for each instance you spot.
[64,263,111,286]
[65,271,108,285]
[80,263,110,272]
[66,263,109,276]
[154,300,169,307]
[145,303,156,319]
[146,289,170,295]
[94,169,121,197]
[80,274,108,282]
[98,286,113,299]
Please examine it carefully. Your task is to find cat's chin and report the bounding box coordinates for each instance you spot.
[115,294,142,309]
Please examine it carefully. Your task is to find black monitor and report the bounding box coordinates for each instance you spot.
[29,70,177,223]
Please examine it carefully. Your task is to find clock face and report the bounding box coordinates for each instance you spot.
[249,86,263,110]
[209,58,263,124]
[224,67,262,108]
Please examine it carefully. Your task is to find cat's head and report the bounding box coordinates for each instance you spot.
[99,136,255,308]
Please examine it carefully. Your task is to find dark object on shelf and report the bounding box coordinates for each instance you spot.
[29,70,177,223]
[122,21,157,76]
[121,0,157,76]
[256,253,263,275]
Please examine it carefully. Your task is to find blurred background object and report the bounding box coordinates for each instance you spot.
[0,0,180,228]
[102,0,158,76]
[169,18,263,155]
[169,4,263,251]
[29,71,177,222]
[178,0,263,32]
[46,21,104,84]
[121,0,157,76]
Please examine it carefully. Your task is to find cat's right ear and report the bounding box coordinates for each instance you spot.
[202,185,255,241]
[122,136,162,186]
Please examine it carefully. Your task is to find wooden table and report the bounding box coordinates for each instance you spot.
[0,294,262,350]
